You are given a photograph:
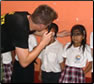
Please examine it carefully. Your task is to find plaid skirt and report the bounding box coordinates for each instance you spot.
[2,63,13,83]
[59,66,86,83]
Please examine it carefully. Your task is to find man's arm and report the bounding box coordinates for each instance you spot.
[16,32,52,68]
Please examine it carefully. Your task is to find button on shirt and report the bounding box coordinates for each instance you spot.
[38,40,64,73]
[63,43,93,68]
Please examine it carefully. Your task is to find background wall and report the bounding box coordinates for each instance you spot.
[1,1,93,78]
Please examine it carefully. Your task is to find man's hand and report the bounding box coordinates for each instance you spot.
[40,32,53,47]
[57,30,70,37]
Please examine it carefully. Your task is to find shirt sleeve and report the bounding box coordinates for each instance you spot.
[11,14,29,49]
[90,32,93,48]
[86,45,93,62]
[62,43,70,58]
[29,35,37,47]
[32,37,37,47]
[28,35,38,51]
[58,44,64,63]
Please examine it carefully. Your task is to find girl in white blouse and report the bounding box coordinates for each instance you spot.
[59,24,93,83]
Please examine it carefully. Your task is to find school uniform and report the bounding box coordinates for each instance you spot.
[38,40,64,83]
[59,43,93,83]
[90,32,93,82]
[1,51,13,83]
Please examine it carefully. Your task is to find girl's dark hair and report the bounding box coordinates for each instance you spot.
[47,23,58,37]
[67,24,87,52]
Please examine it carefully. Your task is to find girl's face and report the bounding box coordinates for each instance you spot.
[72,29,84,45]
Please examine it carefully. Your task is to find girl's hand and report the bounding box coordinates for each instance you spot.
[83,70,87,75]
[83,62,92,75]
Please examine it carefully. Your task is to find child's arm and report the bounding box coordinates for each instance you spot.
[84,45,93,75]
[57,30,70,37]
[34,30,70,37]
[91,48,93,57]
[60,58,66,71]
[84,62,92,75]
[11,50,16,64]
[38,59,42,82]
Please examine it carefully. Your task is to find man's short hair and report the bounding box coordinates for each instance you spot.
[31,5,58,25]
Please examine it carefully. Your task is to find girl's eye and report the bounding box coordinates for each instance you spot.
[73,33,82,36]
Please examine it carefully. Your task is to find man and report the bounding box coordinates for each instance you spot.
[1,5,69,83]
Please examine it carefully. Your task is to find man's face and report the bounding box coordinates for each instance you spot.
[29,16,51,32]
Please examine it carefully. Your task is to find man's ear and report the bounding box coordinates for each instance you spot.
[40,24,45,28]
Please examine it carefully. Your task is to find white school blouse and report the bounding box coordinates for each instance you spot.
[15,34,37,61]
[63,43,93,68]
[38,40,64,73]
[90,32,93,72]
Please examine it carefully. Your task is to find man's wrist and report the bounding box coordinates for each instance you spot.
[38,42,45,50]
